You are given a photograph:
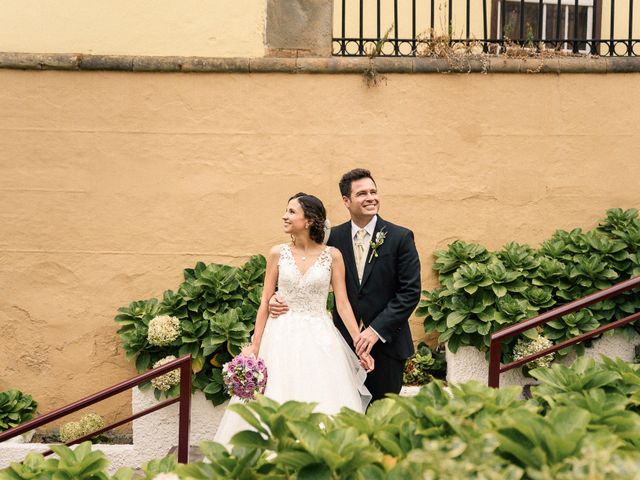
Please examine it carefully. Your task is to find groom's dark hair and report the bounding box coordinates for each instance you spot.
[339,168,376,198]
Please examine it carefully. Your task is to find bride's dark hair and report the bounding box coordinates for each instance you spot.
[289,192,327,245]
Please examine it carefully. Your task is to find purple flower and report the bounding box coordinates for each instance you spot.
[221,353,269,401]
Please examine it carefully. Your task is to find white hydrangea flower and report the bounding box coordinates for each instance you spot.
[59,421,84,443]
[513,335,555,370]
[151,355,181,391]
[152,474,180,480]
[147,315,181,346]
[79,413,105,434]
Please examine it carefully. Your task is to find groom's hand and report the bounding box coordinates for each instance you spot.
[268,294,289,318]
[355,327,379,356]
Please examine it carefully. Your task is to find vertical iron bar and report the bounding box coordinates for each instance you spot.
[520,0,526,43]
[488,340,502,388]
[394,0,399,54]
[610,0,615,56]
[466,0,471,40]
[483,0,488,50]
[538,0,544,41]
[177,355,192,464]
[341,0,346,39]
[412,0,417,51]
[556,0,562,49]
[573,0,579,52]
[591,0,598,54]
[377,0,381,39]
[359,0,363,54]
[629,0,634,55]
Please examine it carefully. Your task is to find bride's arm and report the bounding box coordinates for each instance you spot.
[330,249,374,371]
[246,245,280,356]
[329,248,361,344]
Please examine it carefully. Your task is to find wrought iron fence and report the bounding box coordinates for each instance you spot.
[333,0,640,56]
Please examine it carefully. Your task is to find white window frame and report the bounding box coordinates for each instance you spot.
[498,0,594,53]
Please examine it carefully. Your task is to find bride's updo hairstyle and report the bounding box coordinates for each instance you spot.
[289,192,327,245]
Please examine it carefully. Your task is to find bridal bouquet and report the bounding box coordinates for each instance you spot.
[222,354,268,401]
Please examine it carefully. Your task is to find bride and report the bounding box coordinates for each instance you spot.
[214,193,373,445]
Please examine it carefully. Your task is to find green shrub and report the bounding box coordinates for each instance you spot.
[4,357,640,479]
[0,389,37,432]
[402,342,446,385]
[115,256,266,405]
[417,208,640,360]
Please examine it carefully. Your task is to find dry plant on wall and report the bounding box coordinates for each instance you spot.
[363,26,392,87]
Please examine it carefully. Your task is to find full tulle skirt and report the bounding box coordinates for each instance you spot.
[213,309,371,446]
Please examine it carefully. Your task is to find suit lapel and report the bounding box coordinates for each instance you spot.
[360,217,386,290]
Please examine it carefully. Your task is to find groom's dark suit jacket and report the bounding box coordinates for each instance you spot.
[327,216,421,361]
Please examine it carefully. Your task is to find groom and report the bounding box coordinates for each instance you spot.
[271,168,421,401]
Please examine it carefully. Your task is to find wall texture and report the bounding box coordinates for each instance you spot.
[0,0,266,57]
[1,69,639,426]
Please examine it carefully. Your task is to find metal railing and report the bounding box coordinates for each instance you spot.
[488,277,640,388]
[334,0,640,57]
[0,355,192,463]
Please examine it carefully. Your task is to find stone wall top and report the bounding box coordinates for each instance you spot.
[1,52,639,74]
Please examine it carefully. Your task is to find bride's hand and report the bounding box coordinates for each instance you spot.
[359,352,374,372]
[241,344,257,358]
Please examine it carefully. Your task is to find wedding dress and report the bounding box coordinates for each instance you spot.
[213,244,371,445]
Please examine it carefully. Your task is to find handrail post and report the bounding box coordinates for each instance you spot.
[177,354,192,463]
[488,339,501,388]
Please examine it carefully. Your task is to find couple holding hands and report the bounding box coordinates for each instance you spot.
[215,168,421,444]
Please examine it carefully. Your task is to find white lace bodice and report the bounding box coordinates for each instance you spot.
[278,244,332,315]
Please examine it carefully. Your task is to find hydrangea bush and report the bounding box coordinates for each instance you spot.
[115,256,266,404]
[150,356,181,393]
[417,208,640,364]
[59,413,105,443]
[0,389,37,433]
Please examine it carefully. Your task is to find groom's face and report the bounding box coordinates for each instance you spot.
[343,177,379,219]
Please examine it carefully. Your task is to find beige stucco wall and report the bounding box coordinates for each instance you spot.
[1,69,639,428]
[0,0,266,57]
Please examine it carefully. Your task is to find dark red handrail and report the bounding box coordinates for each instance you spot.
[0,354,192,463]
[488,276,640,388]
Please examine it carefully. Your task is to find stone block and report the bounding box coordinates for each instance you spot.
[266,0,333,57]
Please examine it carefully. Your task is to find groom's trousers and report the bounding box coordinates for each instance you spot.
[365,345,405,402]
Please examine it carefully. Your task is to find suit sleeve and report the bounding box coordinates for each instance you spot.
[369,229,421,343]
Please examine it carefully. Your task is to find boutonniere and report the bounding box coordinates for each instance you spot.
[368,227,387,263]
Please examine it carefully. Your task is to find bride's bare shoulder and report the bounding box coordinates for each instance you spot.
[267,244,285,260]
[329,246,344,262]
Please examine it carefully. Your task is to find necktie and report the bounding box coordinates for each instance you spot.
[355,228,367,282]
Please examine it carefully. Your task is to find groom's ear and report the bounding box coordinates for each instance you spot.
[342,195,351,208]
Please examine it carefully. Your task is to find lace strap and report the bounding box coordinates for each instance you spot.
[278,243,293,267]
